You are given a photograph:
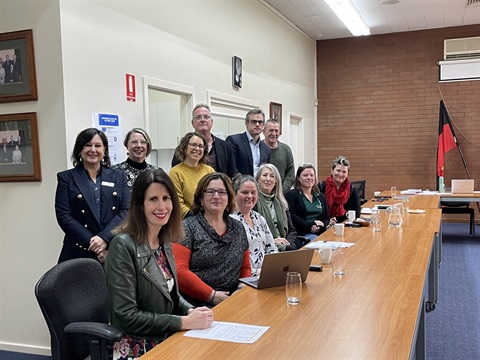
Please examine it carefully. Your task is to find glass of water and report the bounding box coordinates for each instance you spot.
[371,208,381,232]
[390,186,397,198]
[285,272,302,305]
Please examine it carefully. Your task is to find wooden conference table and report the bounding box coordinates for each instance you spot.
[142,194,441,360]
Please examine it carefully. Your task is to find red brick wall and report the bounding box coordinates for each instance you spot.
[316,25,480,199]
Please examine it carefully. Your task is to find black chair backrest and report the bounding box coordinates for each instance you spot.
[350,180,366,201]
[440,200,470,208]
[35,259,109,360]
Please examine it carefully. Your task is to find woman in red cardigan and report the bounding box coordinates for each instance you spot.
[172,172,251,307]
[318,156,361,223]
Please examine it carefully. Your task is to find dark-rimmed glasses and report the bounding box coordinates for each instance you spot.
[204,188,228,197]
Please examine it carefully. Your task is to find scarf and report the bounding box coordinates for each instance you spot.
[325,175,350,218]
[256,191,288,239]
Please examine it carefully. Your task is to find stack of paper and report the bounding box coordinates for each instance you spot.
[400,189,422,195]
[304,241,355,250]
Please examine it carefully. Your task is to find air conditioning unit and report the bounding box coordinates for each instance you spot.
[444,36,480,60]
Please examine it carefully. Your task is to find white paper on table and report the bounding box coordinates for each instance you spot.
[418,191,438,195]
[184,321,269,344]
[304,241,355,250]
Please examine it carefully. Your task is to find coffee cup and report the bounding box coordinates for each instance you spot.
[334,223,344,236]
[347,210,356,223]
[318,247,333,264]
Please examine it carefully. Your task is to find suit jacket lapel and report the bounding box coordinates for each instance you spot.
[72,166,100,224]
[99,168,115,224]
[241,132,253,170]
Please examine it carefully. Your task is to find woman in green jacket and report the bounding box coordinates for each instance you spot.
[105,169,213,359]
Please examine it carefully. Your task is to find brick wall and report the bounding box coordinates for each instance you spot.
[316,25,480,204]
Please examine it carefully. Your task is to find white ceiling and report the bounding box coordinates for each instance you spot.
[263,0,480,40]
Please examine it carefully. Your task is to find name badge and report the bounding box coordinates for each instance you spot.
[101,181,115,187]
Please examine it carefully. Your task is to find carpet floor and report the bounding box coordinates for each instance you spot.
[425,222,480,359]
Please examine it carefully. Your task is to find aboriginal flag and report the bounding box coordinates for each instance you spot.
[437,100,457,177]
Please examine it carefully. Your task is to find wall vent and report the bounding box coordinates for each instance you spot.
[444,36,480,60]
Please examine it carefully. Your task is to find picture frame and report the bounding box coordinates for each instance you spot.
[269,101,282,130]
[232,56,242,88]
[0,29,38,103]
[0,112,42,182]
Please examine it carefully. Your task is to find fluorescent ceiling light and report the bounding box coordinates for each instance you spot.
[324,0,370,36]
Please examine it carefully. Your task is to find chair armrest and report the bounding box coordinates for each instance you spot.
[64,322,123,342]
[295,236,311,249]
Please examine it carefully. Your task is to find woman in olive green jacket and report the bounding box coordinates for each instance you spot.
[105,169,213,359]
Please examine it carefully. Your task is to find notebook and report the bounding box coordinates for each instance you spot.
[239,249,314,289]
[451,179,474,194]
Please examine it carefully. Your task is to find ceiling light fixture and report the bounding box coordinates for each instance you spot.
[324,0,370,36]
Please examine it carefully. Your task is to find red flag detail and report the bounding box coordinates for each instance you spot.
[437,100,457,177]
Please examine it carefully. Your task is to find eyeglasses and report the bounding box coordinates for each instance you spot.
[129,140,148,146]
[193,115,212,121]
[188,143,206,150]
[204,188,228,197]
[248,120,264,125]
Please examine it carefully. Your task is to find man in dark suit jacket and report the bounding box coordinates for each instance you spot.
[226,108,270,176]
[171,103,238,178]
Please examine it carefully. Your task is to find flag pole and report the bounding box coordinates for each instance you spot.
[442,100,472,179]
[442,99,479,216]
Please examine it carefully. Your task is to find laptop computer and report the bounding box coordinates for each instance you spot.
[239,249,315,289]
[451,179,475,194]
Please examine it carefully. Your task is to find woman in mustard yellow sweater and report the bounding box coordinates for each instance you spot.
[169,132,214,217]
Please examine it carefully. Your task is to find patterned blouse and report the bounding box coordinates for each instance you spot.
[231,210,278,276]
[112,157,158,190]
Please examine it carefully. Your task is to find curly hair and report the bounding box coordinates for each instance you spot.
[174,131,208,163]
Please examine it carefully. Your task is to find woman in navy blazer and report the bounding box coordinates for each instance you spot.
[55,128,130,263]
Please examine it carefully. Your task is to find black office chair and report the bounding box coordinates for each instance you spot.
[35,258,123,360]
[350,180,367,205]
[441,201,475,235]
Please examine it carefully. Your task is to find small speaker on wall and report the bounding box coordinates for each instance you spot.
[232,56,242,88]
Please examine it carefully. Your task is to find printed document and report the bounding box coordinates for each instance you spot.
[184,321,269,344]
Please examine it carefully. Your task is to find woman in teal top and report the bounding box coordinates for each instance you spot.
[285,164,334,241]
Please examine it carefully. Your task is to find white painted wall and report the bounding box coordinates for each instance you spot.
[0,0,316,354]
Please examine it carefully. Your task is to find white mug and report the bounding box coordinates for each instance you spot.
[347,210,356,223]
[319,247,333,264]
[334,223,345,236]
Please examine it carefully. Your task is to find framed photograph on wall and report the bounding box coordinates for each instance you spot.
[0,112,42,182]
[232,56,242,88]
[0,29,38,103]
[269,102,282,131]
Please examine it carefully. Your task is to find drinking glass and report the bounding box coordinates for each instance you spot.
[285,272,302,305]
[332,250,346,276]
[371,208,381,232]
[390,186,397,198]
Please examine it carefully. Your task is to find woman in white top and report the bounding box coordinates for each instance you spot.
[231,174,278,276]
